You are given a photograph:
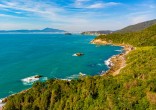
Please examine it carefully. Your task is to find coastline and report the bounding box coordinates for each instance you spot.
[91,39,135,76]
[1,38,134,110]
[0,89,30,110]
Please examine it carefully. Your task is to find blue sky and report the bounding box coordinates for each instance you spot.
[0,0,156,32]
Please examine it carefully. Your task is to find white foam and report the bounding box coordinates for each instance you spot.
[0,98,6,107]
[0,99,2,103]
[40,77,48,81]
[72,54,77,56]
[104,58,114,68]
[67,74,79,79]
[115,50,122,52]
[105,58,111,67]
[63,73,86,81]
[61,79,71,81]
[79,72,86,76]
[97,63,102,66]
[21,75,40,85]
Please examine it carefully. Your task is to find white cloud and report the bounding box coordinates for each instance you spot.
[0,0,63,18]
[87,2,120,9]
[0,0,155,32]
[75,0,90,6]
[87,3,104,8]
[74,0,120,9]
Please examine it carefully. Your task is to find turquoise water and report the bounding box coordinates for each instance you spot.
[0,34,122,98]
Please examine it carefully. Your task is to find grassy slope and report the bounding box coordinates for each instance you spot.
[4,25,156,110]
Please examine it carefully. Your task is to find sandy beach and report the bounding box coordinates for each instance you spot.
[91,39,135,76]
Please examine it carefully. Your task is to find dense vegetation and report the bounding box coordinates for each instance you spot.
[116,19,156,33]
[4,24,156,110]
[96,24,156,47]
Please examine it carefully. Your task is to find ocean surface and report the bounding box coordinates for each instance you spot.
[0,34,123,98]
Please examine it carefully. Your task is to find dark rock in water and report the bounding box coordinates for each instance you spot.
[65,33,72,35]
[34,75,42,78]
[75,53,84,56]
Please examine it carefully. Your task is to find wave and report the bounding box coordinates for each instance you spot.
[72,54,77,56]
[21,75,48,85]
[61,72,86,81]
[104,57,114,68]
[115,50,122,52]
[105,58,111,68]
[97,63,103,66]
[40,77,48,81]
[0,98,6,107]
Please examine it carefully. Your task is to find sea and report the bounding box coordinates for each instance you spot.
[0,33,123,98]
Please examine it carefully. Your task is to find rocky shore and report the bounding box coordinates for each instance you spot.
[91,39,135,76]
[0,89,30,110]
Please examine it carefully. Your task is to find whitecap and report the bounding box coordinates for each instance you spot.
[0,99,3,104]
[40,77,48,81]
[72,54,77,56]
[97,63,103,66]
[21,75,41,85]
[63,72,86,81]
[104,58,113,68]
[105,58,111,67]
[0,98,6,107]
[115,50,122,52]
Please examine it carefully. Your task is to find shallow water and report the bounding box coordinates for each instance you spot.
[0,34,123,98]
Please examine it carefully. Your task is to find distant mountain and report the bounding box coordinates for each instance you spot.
[0,28,66,33]
[81,19,156,35]
[116,19,156,33]
[81,30,113,35]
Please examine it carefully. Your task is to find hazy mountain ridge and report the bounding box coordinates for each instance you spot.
[0,28,66,33]
[116,19,156,33]
[82,19,156,35]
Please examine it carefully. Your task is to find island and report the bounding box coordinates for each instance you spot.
[0,28,66,33]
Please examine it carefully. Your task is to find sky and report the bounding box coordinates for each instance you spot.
[0,0,156,32]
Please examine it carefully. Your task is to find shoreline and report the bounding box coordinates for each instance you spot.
[0,89,30,110]
[91,39,135,76]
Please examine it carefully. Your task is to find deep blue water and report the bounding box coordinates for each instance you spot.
[0,34,123,98]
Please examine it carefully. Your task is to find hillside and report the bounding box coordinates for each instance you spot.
[0,28,65,33]
[3,24,156,110]
[116,19,156,33]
